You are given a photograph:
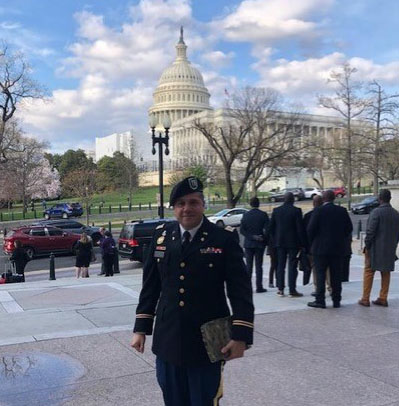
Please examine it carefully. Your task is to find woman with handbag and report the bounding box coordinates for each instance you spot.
[75,233,93,278]
[10,240,30,282]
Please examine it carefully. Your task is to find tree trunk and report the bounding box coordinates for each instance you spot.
[373,173,378,196]
[224,167,235,208]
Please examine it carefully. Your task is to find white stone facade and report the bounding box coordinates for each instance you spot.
[95,130,134,162]
[171,108,350,170]
[148,27,212,128]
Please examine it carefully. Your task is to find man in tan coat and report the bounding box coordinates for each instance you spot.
[358,189,399,307]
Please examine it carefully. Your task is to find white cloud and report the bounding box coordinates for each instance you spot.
[215,0,334,44]
[20,0,207,152]
[202,71,239,108]
[253,52,399,112]
[202,50,235,69]
[256,52,345,95]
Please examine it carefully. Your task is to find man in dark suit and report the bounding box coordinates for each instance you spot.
[307,189,353,309]
[304,195,330,295]
[130,177,254,406]
[269,192,306,297]
[240,196,269,293]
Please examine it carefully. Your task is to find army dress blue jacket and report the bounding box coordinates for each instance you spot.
[133,216,254,367]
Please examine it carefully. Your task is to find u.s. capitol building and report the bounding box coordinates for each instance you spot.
[148,28,356,189]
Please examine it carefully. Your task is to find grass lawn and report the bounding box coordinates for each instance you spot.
[0,182,276,223]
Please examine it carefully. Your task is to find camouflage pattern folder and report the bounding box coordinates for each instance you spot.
[200,316,232,363]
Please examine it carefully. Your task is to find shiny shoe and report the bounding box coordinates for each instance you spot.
[358,299,370,307]
[276,290,285,297]
[256,287,267,293]
[289,291,303,298]
[333,302,341,308]
[372,298,388,307]
[307,301,326,309]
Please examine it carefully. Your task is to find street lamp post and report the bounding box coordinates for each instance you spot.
[149,114,171,218]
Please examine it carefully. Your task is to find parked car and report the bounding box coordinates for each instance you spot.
[328,187,346,198]
[43,203,83,219]
[3,226,81,259]
[118,219,175,262]
[207,208,249,228]
[351,196,379,214]
[303,187,323,199]
[268,188,305,202]
[30,219,102,245]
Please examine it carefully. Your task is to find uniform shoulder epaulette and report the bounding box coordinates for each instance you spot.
[224,225,235,232]
[156,223,165,230]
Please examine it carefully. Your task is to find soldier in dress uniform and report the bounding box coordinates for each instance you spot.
[130,176,254,406]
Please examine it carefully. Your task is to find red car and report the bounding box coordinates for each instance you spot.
[329,187,346,198]
[3,225,80,259]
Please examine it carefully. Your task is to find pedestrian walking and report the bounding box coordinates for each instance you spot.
[101,231,116,277]
[10,240,30,282]
[240,196,269,293]
[130,177,254,406]
[358,189,399,307]
[75,233,93,278]
[307,190,353,309]
[269,192,306,297]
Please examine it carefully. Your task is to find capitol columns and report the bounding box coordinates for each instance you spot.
[149,113,171,218]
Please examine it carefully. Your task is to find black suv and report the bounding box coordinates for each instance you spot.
[31,219,102,245]
[119,219,175,262]
[268,188,305,202]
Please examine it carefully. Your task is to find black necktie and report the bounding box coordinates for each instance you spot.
[182,231,191,251]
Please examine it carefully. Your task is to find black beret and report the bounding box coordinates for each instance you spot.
[169,177,203,206]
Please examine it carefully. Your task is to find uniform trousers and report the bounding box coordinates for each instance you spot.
[245,247,265,290]
[156,357,224,406]
[313,255,343,305]
[276,247,299,293]
[361,251,391,302]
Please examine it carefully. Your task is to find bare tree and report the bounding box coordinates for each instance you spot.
[62,169,98,226]
[318,63,369,208]
[379,136,399,183]
[361,81,399,194]
[193,87,304,207]
[297,129,330,189]
[0,43,45,160]
[249,166,275,197]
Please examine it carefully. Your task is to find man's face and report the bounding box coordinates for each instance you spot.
[173,192,205,229]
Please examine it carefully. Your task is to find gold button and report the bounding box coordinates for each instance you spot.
[209,263,214,268]
[180,275,185,281]
[179,301,185,307]
[180,262,185,268]
[179,288,185,294]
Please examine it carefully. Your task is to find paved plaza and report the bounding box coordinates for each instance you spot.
[2,253,399,405]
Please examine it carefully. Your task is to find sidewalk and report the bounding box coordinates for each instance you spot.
[2,255,399,405]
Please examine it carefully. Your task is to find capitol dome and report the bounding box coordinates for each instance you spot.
[149,27,212,126]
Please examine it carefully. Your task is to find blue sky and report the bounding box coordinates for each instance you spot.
[1,0,398,154]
